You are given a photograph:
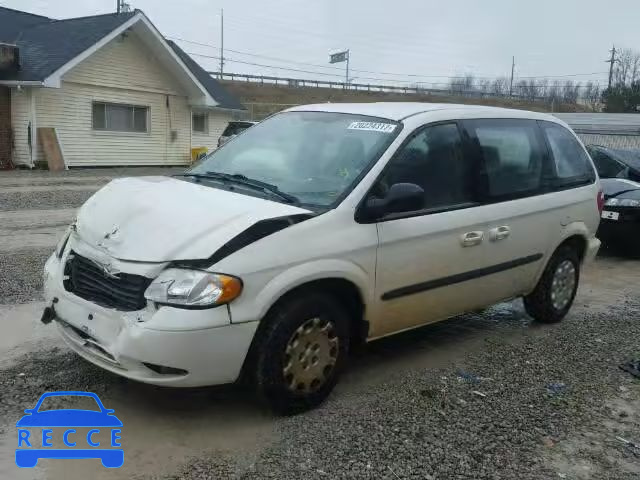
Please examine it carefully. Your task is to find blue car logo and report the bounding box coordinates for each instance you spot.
[16,391,123,468]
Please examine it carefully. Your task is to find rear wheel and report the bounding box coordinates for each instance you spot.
[254,292,350,415]
[524,246,580,324]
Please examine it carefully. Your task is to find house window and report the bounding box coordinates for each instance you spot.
[92,102,148,132]
[192,112,208,133]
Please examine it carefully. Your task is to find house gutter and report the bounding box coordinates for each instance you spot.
[0,81,44,87]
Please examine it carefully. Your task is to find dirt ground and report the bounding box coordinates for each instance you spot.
[0,169,638,479]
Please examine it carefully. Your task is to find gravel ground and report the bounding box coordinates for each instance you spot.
[155,298,640,480]
[1,297,638,479]
[0,189,96,211]
[0,248,51,304]
[0,167,185,178]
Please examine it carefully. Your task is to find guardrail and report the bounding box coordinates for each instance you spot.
[209,71,545,101]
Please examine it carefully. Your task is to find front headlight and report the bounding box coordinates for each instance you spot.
[605,198,640,207]
[144,269,242,307]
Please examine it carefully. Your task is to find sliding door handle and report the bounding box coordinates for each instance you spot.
[489,226,511,241]
[461,231,484,247]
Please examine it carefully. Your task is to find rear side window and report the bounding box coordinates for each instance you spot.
[464,119,546,200]
[540,121,595,186]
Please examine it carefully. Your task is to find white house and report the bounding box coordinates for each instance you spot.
[0,7,245,169]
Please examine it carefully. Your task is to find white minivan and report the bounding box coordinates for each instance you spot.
[43,103,602,413]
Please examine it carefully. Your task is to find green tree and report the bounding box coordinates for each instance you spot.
[602,82,640,112]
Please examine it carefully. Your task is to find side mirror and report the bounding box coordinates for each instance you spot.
[364,183,425,220]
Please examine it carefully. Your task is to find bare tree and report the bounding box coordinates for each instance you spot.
[546,80,563,105]
[491,77,509,96]
[537,79,549,99]
[614,48,640,86]
[582,81,601,111]
[477,78,492,96]
[518,79,543,101]
[561,81,581,104]
[448,73,476,95]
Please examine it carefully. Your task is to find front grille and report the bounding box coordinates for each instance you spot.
[64,252,152,311]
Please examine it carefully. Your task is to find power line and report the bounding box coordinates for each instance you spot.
[188,51,603,90]
[172,36,607,82]
[220,14,610,78]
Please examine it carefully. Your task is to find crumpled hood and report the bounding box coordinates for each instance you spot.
[75,176,311,262]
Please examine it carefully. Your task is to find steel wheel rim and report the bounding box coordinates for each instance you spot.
[283,317,339,394]
[550,260,576,310]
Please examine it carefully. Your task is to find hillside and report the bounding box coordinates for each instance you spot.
[221,81,589,119]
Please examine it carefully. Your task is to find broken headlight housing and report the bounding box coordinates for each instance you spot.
[605,198,640,207]
[55,227,72,259]
[144,269,242,308]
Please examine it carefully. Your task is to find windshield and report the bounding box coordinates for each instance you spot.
[190,111,400,206]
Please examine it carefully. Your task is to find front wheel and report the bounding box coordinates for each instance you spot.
[524,246,580,324]
[254,292,350,415]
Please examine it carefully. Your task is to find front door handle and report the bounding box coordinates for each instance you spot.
[489,226,511,241]
[461,231,484,247]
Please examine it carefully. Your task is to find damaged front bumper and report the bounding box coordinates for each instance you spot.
[42,243,258,388]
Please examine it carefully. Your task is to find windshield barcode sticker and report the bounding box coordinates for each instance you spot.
[348,122,396,133]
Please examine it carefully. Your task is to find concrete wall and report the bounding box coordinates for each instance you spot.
[576,133,640,150]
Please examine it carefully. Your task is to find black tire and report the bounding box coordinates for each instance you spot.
[254,292,350,415]
[524,246,580,324]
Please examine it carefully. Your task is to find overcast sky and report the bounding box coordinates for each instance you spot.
[3,0,639,88]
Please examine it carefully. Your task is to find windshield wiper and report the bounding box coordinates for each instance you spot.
[175,172,299,204]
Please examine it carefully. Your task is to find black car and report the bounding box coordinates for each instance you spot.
[586,145,640,253]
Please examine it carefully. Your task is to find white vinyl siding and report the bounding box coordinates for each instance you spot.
[64,32,184,95]
[10,87,33,166]
[191,110,234,154]
[34,82,191,166]
[9,28,237,166]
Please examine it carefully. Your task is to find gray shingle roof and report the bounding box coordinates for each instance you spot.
[0,7,243,110]
[167,40,245,111]
[0,7,50,41]
[0,8,137,82]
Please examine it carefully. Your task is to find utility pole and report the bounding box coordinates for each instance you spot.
[116,0,130,13]
[219,9,224,79]
[509,56,515,97]
[606,45,617,89]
